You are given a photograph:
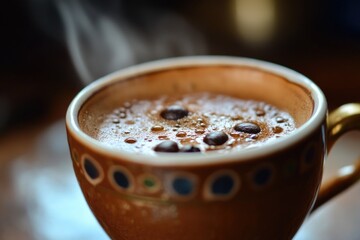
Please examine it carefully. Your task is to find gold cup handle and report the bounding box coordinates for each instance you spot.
[312,103,360,211]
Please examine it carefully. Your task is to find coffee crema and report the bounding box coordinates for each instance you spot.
[78,66,313,155]
[83,92,296,154]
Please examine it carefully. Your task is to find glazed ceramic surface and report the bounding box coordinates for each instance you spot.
[66,56,328,240]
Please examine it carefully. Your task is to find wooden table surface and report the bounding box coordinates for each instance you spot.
[1,117,360,240]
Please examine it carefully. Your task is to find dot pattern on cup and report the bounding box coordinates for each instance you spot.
[84,159,99,180]
[109,166,134,192]
[250,165,275,189]
[138,174,161,193]
[212,175,234,194]
[81,155,104,185]
[114,171,130,189]
[95,93,296,155]
[75,140,320,201]
[166,172,198,200]
[173,178,193,195]
[204,170,240,201]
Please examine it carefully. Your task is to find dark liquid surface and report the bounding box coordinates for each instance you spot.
[92,92,296,155]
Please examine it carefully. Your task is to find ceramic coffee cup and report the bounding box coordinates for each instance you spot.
[66,56,360,240]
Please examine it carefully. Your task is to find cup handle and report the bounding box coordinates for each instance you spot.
[312,103,360,211]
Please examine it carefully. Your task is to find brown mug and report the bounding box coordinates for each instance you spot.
[66,56,360,239]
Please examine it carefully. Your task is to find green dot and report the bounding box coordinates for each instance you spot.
[144,178,155,188]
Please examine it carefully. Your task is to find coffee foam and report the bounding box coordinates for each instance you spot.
[78,65,313,142]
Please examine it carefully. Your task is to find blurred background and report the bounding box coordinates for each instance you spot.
[3,0,360,134]
[1,0,360,239]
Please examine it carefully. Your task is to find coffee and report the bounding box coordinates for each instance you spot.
[78,65,313,155]
[83,92,295,154]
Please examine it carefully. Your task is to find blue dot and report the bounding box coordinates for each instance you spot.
[212,175,234,195]
[254,168,272,185]
[172,177,193,196]
[84,159,99,180]
[113,171,130,189]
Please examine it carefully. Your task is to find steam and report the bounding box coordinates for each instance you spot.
[54,0,207,84]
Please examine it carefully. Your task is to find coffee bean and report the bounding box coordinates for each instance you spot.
[160,105,189,120]
[180,145,201,153]
[203,131,229,146]
[154,141,179,152]
[234,122,261,134]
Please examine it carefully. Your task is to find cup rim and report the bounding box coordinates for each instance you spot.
[66,56,327,167]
